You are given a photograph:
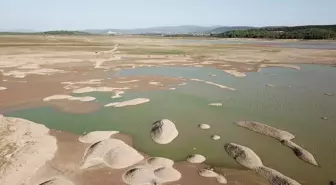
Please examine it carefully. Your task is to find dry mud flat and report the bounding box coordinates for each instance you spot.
[0,116,267,185]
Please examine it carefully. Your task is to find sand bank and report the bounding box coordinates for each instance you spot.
[43,95,96,102]
[223,70,247,77]
[234,121,295,140]
[73,86,129,94]
[3,68,65,78]
[209,103,223,106]
[0,86,7,90]
[149,81,162,86]
[259,64,301,70]
[105,98,150,108]
[234,121,318,166]
[62,79,102,89]
[151,119,179,144]
[190,78,235,91]
[116,80,139,84]
[225,143,301,185]
[281,140,318,166]
[0,115,57,185]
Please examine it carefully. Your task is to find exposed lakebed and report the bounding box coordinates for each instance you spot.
[6,64,336,185]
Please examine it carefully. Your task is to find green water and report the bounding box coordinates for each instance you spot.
[6,65,336,185]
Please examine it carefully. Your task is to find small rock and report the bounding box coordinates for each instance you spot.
[211,135,220,140]
[198,124,210,129]
[321,117,328,120]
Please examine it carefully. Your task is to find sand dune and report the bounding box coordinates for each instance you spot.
[81,138,144,169]
[123,156,181,185]
[147,157,174,167]
[0,86,7,90]
[78,131,119,144]
[151,119,178,144]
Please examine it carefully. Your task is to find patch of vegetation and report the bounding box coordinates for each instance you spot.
[212,25,336,40]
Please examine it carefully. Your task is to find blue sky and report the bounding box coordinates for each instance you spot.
[1,0,335,30]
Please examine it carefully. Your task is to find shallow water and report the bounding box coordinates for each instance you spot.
[172,39,336,50]
[6,65,336,185]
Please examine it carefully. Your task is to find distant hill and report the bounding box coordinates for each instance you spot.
[213,24,336,40]
[42,30,90,35]
[84,25,220,35]
[210,26,254,33]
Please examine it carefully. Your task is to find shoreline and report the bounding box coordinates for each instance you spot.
[0,115,268,185]
[1,35,335,185]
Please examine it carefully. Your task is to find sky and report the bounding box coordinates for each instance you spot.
[1,0,335,31]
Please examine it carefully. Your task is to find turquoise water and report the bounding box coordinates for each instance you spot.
[6,65,336,185]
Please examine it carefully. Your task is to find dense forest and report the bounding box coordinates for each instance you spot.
[212,25,336,40]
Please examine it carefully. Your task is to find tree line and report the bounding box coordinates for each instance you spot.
[212,25,336,40]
